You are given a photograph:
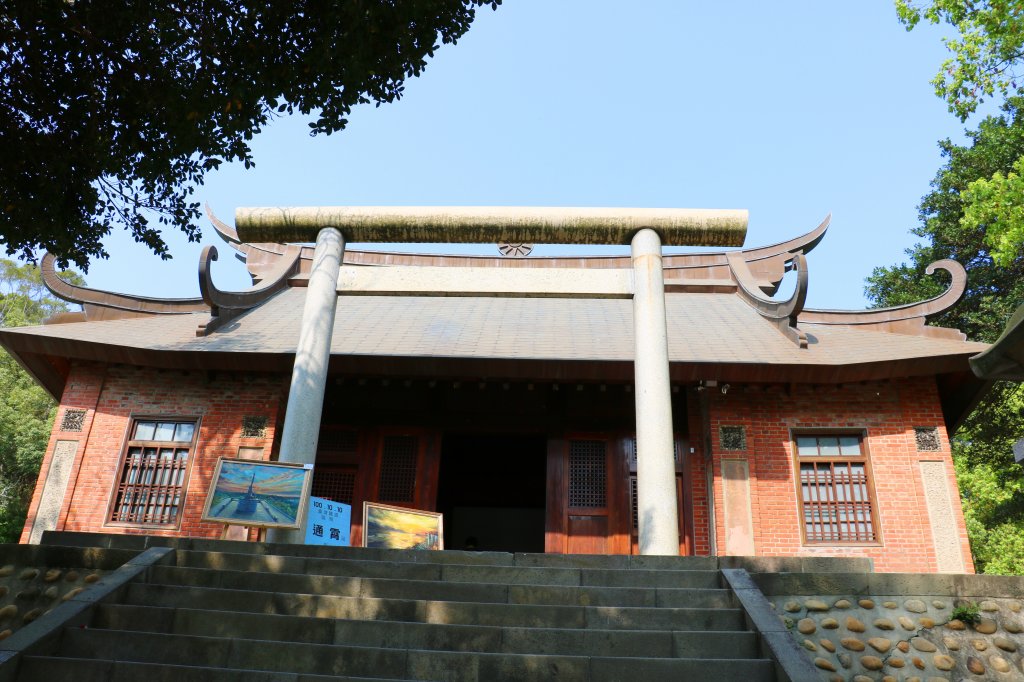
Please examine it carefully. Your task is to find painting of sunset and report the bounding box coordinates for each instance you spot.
[363,502,443,550]
[201,458,312,529]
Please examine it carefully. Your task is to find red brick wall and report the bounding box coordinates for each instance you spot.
[22,362,286,542]
[692,377,974,573]
[24,364,973,574]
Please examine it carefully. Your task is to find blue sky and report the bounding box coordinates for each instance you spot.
[78,2,971,309]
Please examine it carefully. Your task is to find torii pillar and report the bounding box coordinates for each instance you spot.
[236,207,747,550]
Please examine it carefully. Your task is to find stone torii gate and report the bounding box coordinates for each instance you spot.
[234,207,748,554]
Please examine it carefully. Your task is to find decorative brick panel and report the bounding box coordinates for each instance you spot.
[915,426,941,452]
[59,409,86,433]
[241,415,268,439]
[719,426,746,451]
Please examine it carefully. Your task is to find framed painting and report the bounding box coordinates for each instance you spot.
[201,458,313,529]
[362,502,444,550]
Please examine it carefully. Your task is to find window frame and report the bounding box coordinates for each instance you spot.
[790,429,882,546]
[104,414,201,530]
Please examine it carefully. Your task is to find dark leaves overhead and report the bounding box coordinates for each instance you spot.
[0,1,500,270]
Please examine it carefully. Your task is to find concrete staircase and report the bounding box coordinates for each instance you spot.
[11,534,826,681]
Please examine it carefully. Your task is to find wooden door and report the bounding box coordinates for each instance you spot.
[545,435,630,554]
[315,427,440,547]
[627,436,693,555]
[368,428,441,510]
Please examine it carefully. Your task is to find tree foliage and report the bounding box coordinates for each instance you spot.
[897,0,1024,122]
[866,99,1024,573]
[0,260,81,542]
[0,1,499,270]
[897,1,1024,265]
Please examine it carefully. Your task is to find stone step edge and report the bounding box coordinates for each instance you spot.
[94,602,756,644]
[173,548,724,575]
[150,563,724,592]
[57,627,776,668]
[15,655,414,682]
[126,582,746,622]
[43,531,875,574]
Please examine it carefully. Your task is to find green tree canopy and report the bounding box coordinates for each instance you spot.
[897,1,1024,267]
[897,0,1024,122]
[0,1,499,270]
[866,99,1024,572]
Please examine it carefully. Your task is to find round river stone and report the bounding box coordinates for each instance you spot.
[975,618,998,634]
[867,637,891,653]
[904,599,927,613]
[910,637,937,653]
[994,636,1018,652]
[797,618,816,635]
[845,616,866,633]
[990,655,1011,673]
[860,655,884,670]
[840,637,865,652]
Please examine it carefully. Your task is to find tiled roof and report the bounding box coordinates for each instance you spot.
[2,287,987,367]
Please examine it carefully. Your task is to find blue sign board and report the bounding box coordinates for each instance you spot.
[304,496,352,546]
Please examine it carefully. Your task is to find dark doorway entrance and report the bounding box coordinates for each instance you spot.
[436,433,547,553]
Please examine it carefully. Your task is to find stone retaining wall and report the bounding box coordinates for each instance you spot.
[756,572,1024,681]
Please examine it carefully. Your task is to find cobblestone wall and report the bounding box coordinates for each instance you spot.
[761,573,1024,681]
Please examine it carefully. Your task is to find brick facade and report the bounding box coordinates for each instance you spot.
[21,362,285,543]
[22,363,974,573]
[691,377,974,573]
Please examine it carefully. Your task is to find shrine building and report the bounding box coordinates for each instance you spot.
[0,207,989,573]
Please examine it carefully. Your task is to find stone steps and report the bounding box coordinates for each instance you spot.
[10,534,800,681]
[16,656,401,682]
[172,549,727,588]
[91,602,759,659]
[148,563,736,608]
[38,627,776,681]
[121,581,746,630]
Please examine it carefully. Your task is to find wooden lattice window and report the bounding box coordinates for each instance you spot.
[377,435,418,504]
[568,440,607,509]
[795,434,878,544]
[312,466,357,505]
[108,418,198,526]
